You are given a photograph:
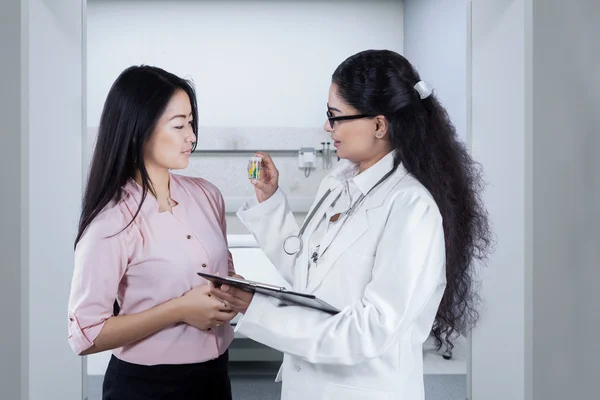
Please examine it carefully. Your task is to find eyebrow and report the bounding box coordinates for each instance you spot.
[169,112,193,121]
[327,103,342,113]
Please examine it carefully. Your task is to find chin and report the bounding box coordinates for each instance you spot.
[168,160,190,171]
[335,148,347,160]
[336,149,357,163]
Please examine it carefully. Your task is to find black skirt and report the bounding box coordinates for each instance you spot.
[102,350,232,400]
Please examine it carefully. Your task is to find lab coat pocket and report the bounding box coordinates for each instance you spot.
[323,383,391,400]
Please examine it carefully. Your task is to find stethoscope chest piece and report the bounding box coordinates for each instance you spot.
[283,235,303,255]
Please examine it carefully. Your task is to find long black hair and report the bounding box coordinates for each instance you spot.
[332,50,493,350]
[75,65,198,247]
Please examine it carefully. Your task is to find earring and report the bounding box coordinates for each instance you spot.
[376,132,382,138]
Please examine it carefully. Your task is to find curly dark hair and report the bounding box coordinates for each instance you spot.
[332,49,493,350]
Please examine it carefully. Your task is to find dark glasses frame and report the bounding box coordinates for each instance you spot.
[326,110,375,129]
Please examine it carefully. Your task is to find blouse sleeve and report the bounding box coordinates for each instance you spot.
[67,210,129,355]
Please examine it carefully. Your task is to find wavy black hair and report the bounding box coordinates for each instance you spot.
[75,65,198,247]
[332,50,493,350]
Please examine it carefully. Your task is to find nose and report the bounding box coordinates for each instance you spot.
[323,120,334,133]
[187,127,197,144]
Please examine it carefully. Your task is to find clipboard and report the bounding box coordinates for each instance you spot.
[197,272,340,315]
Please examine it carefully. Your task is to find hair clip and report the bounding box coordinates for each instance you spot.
[414,80,433,100]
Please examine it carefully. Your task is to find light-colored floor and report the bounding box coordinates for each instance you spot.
[88,370,466,400]
[423,335,468,375]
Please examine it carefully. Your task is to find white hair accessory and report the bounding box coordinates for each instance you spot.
[414,80,433,100]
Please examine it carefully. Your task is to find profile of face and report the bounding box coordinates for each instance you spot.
[323,83,389,165]
[143,89,196,171]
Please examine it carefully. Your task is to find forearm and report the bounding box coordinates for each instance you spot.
[237,188,298,284]
[81,298,182,355]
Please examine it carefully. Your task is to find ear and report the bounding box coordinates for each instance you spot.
[374,115,389,139]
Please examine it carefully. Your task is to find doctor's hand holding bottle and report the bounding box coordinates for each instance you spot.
[210,152,282,312]
[249,152,279,203]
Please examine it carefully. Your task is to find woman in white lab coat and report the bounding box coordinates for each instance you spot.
[210,49,493,400]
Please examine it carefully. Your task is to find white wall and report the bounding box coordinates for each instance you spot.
[27,0,86,398]
[470,0,600,399]
[530,0,599,398]
[0,0,25,396]
[470,0,528,398]
[403,0,468,143]
[87,0,404,128]
[0,0,85,399]
[86,0,405,224]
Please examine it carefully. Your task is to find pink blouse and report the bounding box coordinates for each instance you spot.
[67,173,235,365]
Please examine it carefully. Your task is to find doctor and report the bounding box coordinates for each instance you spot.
[211,49,492,400]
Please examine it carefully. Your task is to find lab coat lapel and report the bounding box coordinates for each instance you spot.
[304,165,409,293]
[304,206,370,293]
[295,183,343,290]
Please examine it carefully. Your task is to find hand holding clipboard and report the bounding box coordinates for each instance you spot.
[197,272,340,315]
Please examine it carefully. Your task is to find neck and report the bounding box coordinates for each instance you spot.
[134,165,171,199]
[358,147,393,174]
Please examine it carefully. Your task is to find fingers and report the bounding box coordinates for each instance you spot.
[211,315,235,328]
[206,312,233,330]
[219,302,231,312]
[221,297,245,312]
[250,178,269,191]
[211,286,252,313]
[255,152,275,169]
[210,287,238,305]
[205,290,228,307]
[211,290,240,308]
[215,311,237,322]
[255,152,279,178]
[208,319,225,329]
[221,285,254,302]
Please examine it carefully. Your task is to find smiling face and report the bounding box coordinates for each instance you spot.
[324,83,391,167]
[143,89,196,171]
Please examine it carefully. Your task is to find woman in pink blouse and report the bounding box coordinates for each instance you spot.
[68,65,237,399]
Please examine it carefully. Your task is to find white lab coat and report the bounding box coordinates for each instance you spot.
[235,152,447,400]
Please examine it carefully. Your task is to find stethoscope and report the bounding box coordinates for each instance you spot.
[283,167,397,258]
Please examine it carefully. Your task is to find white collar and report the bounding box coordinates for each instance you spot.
[329,150,397,195]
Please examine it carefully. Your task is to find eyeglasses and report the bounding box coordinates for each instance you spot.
[326,109,374,129]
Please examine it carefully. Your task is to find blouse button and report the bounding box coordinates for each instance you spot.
[202,263,207,268]
[186,235,192,239]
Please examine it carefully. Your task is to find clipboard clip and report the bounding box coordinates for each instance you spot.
[225,276,287,292]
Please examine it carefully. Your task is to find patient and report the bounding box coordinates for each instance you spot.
[67,65,237,400]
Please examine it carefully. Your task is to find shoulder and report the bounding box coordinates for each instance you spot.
[77,194,132,250]
[175,174,223,197]
[385,169,442,223]
[173,174,225,212]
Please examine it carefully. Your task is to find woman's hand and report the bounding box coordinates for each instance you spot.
[209,274,254,314]
[176,285,236,330]
[252,152,279,203]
